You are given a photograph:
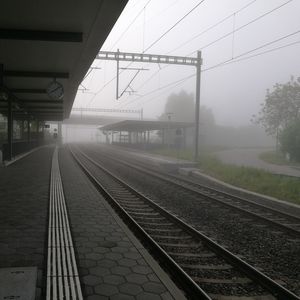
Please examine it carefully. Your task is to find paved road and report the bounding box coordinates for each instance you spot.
[214,148,300,177]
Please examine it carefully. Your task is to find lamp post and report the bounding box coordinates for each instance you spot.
[166,112,173,150]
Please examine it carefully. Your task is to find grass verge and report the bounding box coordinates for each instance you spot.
[152,148,300,205]
[259,150,300,167]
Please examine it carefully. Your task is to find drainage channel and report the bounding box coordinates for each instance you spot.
[46,147,83,300]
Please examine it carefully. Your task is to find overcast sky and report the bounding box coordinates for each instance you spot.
[73,0,300,127]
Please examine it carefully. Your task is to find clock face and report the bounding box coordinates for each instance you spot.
[47,81,64,100]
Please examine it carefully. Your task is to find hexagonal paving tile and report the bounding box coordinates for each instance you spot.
[90,266,111,277]
[119,282,143,296]
[86,253,105,260]
[105,236,121,242]
[87,295,109,300]
[94,247,110,254]
[84,241,98,248]
[117,241,132,248]
[131,265,152,275]
[136,292,161,300]
[147,273,160,283]
[98,241,118,248]
[105,252,123,260]
[103,274,126,285]
[110,294,135,300]
[82,285,94,296]
[79,259,98,268]
[137,258,148,266]
[112,247,128,253]
[111,266,131,276]
[123,252,142,260]
[75,246,93,254]
[95,283,118,296]
[143,282,166,294]
[98,259,118,268]
[126,273,148,285]
[78,267,89,276]
[119,258,136,267]
[82,275,103,286]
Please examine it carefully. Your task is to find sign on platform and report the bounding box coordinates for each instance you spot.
[0,267,37,300]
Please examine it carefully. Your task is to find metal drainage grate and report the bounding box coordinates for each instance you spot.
[47,148,83,299]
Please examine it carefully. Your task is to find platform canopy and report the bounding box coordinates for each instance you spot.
[0,0,128,121]
[100,120,194,132]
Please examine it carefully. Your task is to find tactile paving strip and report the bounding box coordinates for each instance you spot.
[47,147,83,300]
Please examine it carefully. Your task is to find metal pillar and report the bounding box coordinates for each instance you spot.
[116,49,120,99]
[58,122,62,144]
[140,108,143,120]
[128,132,132,144]
[167,113,172,150]
[21,120,25,140]
[7,98,13,160]
[36,120,39,144]
[0,64,3,86]
[194,51,202,161]
[27,117,30,142]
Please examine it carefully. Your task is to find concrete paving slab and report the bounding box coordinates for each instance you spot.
[0,267,37,300]
[59,147,186,300]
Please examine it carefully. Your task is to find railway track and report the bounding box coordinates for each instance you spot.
[82,145,300,238]
[69,145,299,300]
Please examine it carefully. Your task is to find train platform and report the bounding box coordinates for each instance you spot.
[0,145,186,300]
[0,145,54,299]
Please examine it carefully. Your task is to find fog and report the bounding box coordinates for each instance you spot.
[62,0,300,148]
[71,0,300,131]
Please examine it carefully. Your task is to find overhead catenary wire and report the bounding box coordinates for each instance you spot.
[131,38,300,110]
[116,0,288,108]
[203,38,300,72]
[122,29,300,109]
[83,0,152,102]
[167,0,257,55]
[87,0,206,107]
[143,0,206,52]
[89,0,295,109]
[109,0,153,51]
[197,0,294,52]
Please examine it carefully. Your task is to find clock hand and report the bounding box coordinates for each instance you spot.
[50,86,62,94]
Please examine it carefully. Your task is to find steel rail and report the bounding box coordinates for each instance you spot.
[70,146,300,300]
[87,146,300,237]
[69,146,210,300]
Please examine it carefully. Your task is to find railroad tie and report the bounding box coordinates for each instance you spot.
[46,148,83,300]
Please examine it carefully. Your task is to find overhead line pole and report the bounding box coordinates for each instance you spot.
[116,49,120,99]
[96,50,202,161]
[194,51,202,161]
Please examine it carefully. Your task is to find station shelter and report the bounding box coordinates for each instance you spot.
[0,0,128,162]
[100,119,194,150]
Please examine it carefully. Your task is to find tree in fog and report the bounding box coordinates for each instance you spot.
[280,119,300,162]
[252,76,300,138]
[159,90,215,126]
